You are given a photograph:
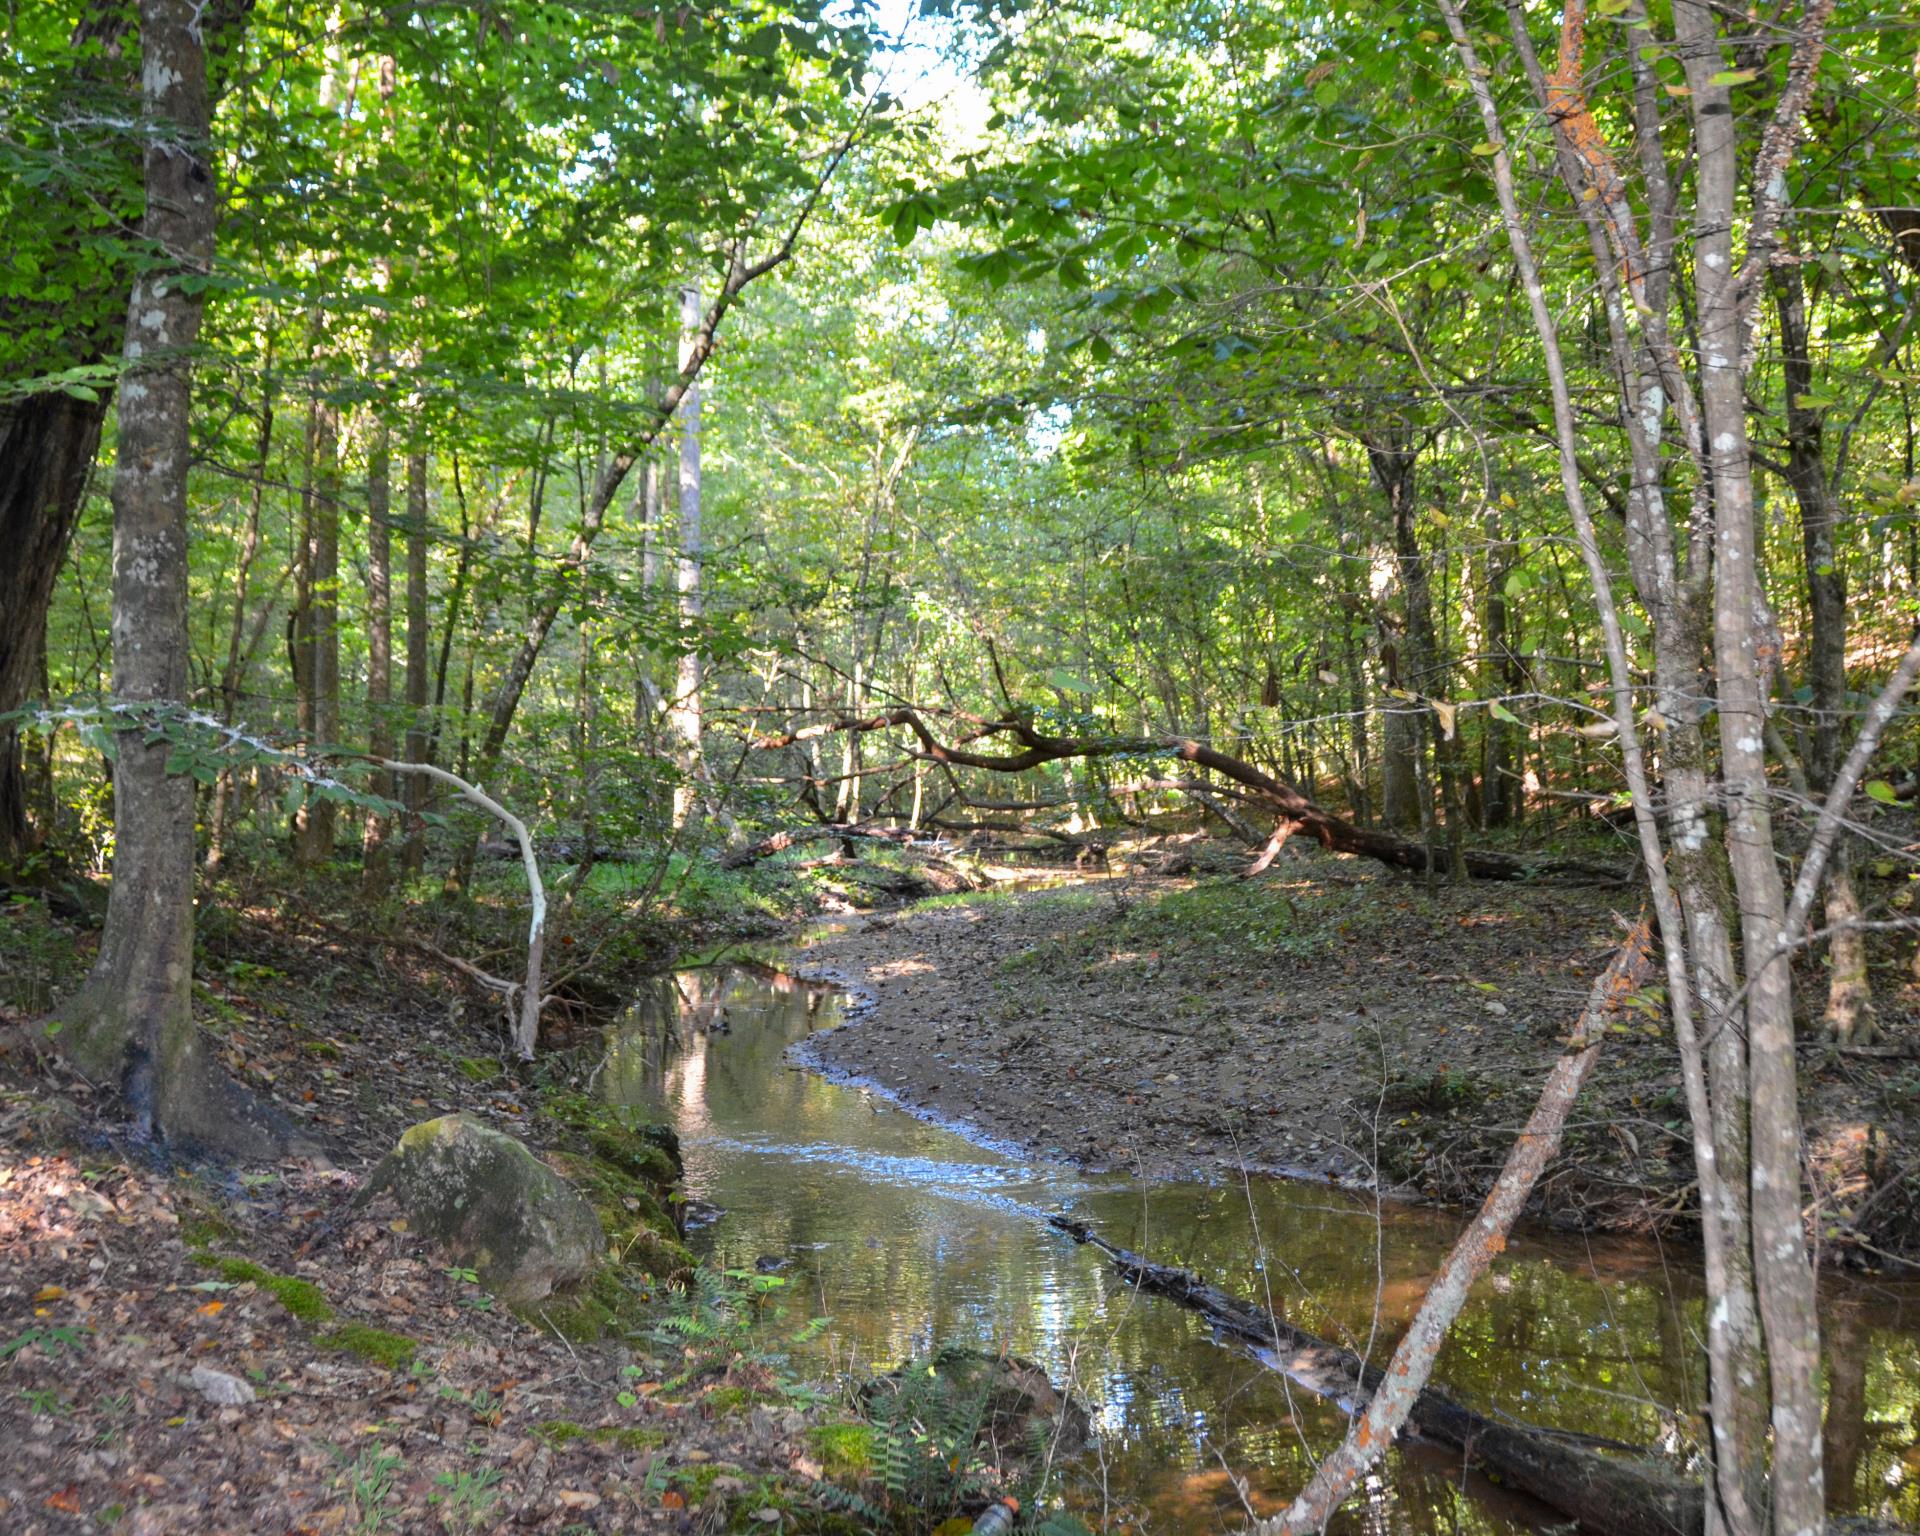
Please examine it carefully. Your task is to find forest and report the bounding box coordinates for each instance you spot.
[2,0,1919,1532]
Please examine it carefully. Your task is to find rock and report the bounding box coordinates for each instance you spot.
[188,1366,256,1407]
[357,1114,603,1305]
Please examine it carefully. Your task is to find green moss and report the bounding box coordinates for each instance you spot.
[319,1323,417,1370]
[541,1093,682,1174]
[586,1126,680,1186]
[210,1257,334,1323]
[549,1152,694,1284]
[534,1420,588,1446]
[177,1214,238,1251]
[591,1425,666,1451]
[457,1056,502,1083]
[805,1422,875,1479]
[301,1039,343,1060]
[669,1463,740,1502]
[705,1385,752,1414]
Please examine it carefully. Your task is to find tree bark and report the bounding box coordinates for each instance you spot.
[0,394,104,864]
[55,0,283,1159]
[204,348,272,872]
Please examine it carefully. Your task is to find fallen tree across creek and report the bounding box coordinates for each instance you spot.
[1048,1211,1703,1536]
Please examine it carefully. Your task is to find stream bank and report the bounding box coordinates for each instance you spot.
[794,852,1920,1264]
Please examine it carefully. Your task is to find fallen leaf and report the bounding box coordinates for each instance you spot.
[197,1300,226,1316]
[556,1491,601,1510]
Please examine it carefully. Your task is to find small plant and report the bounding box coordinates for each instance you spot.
[430,1466,503,1531]
[21,1386,71,1417]
[1,1324,85,1360]
[330,1443,405,1534]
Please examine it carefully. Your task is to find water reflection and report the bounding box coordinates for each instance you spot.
[600,965,1920,1533]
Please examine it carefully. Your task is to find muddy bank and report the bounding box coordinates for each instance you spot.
[795,851,1920,1261]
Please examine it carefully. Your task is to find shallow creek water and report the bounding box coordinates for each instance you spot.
[599,963,1920,1535]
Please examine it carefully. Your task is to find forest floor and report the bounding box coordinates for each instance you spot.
[797,843,1920,1267]
[0,847,982,1536]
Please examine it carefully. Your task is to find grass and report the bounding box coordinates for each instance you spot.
[995,877,1342,982]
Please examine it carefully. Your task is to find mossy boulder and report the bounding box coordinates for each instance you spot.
[357,1114,604,1305]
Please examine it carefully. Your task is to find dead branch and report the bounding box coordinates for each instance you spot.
[374,759,546,1060]
[744,706,1629,883]
[1256,915,1656,1532]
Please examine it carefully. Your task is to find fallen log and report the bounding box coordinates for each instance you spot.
[748,704,1630,883]
[718,822,929,869]
[1047,1210,1705,1536]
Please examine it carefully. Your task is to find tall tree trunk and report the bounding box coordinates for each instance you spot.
[400,449,430,874]
[291,376,341,867]
[362,402,394,893]
[1773,261,1875,1043]
[1479,499,1519,827]
[1372,439,1467,881]
[1677,4,1827,1524]
[669,282,706,832]
[56,0,281,1158]
[0,394,103,865]
[0,1,137,867]
[634,454,664,728]
[205,352,272,872]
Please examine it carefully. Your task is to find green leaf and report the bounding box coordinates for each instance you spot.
[1708,68,1757,86]
[1864,780,1902,805]
[1470,141,1500,156]
[1313,81,1340,109]
[1489,701,1523,726]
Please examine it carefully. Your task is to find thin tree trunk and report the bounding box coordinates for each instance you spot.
[1677,8,1828,1524]
[1773,261,1875,1043]
[634,454,664,727]
[1449,10,1767,1527]
[400,449,430,874]
[205,350,273,872]
[669,281,706,832]
[362,400,394,893]
[293,379,341,866]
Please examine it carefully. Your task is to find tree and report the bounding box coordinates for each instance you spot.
[56,0,285,1157]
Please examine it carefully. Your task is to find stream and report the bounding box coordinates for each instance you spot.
[598,961,1920,1534]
